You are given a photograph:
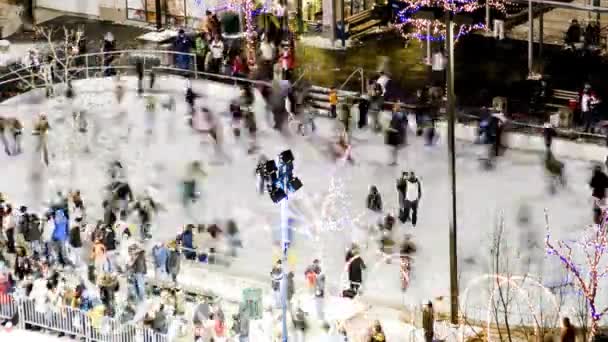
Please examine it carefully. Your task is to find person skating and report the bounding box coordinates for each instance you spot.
[32,113,50,166]
[230,101,243,139]
[182,161,207,210]
[358,94,370,129]
[270,259,283,308]
[109,179,133,217]
[345,245,365,295]
[102,32,116,77]
[378,214,396,256]
[130,192,159,240]
[543,122,557,151]
[144,95,157,144]
[397,171,422,227]
[0,117,9,155]
[590,165,608,223]
[244,108,258,154]
[590,165,608,202]
[399,235,416,291]
[255,155,269,195]
[386,108,406,166]
[114,78,125,104]
[366,185,382,213]
[185,78,200,120]
[545,151,566,194]
[331,132,353,163]
[195,109,229,162]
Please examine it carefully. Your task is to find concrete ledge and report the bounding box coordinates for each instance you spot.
[436,121,607,162]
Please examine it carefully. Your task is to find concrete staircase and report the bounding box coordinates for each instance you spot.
[306,85,359,116]
[0,3,23,39]
[508,0,608,45]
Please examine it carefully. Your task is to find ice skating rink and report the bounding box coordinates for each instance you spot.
[0,76,602,326]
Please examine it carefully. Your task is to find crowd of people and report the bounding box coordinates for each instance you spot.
[3,8,603,340]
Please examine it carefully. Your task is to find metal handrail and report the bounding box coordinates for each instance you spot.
[1,49,605,142]
[339,67,363,91]
[0,49,198,80]
[292,69,307,86]
[154,66,272,86]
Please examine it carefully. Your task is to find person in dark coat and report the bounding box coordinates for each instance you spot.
[366,185,382,212]
[152,305,168,334]
[174,29,192,70]
[180,224,196,260]
[167,241,181,283]
[13,247,31,281]
[386,108,406,166]
[590,165,608,201]
[543,122,557,151]
[560,317,575,342]
[3,205,15,254]
[346,246,366,294]
[135,59,144,95]
[102,32,116,76]
[358,95,369,129]
[98,273,119,309]
[24,214,43,254]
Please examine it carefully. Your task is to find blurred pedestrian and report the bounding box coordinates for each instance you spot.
[560,317,575,342]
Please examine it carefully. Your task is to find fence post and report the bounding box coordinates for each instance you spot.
[84,314,92,342]
[16,298,25,329]
[193,54,198,79]
[85,55,89,79]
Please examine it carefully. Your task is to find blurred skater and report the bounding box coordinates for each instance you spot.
[32,113,50,165]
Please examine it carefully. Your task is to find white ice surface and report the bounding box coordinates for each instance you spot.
[0,75,604,329]
[0,329,69,342]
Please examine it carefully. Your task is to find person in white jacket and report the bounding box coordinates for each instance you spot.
[397,171,422,227]
[209,37,224,74]
[30,277,49,315]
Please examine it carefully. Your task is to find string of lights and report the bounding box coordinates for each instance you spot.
[545,209,608,338]
[321,177,352,232]
[395,0,506,41]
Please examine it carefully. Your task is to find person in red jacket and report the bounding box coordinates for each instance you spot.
[279,45,295,81]
[231,54,246,78]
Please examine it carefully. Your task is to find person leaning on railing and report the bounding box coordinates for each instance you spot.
[192,32,209,73]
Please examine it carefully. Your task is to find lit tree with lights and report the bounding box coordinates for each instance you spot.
[321,177,354,232]
[395,0,505,41]
[545,208,608,340]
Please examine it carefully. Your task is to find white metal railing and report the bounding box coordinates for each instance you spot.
[0,293,167,342]
[0,49,276,90]
[0,49,605,143]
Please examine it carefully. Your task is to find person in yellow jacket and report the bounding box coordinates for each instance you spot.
[328,87,338,118]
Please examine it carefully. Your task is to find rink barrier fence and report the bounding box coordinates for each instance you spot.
[0,49,606,157]
[0,293,168,342]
